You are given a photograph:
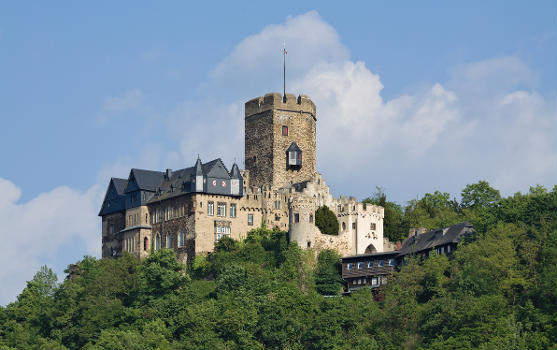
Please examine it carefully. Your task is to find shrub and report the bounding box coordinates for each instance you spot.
[315,206,339,235]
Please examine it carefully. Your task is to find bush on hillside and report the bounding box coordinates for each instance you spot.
[315,206,339,235]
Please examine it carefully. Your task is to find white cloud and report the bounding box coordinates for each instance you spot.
[0,178,103,305]
[98,89,143,123]
[205,11,556,200]
[210,11,349,96]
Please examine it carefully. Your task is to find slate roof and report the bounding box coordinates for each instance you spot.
[397,222,475,256]
[99,158,243,216]
[126,169,165,193]
[112,178,128,194]
[98,178,128,216]
[146,158,238,203]
[286,142,302,152]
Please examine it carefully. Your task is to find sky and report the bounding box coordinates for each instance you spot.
[0,1,555,305]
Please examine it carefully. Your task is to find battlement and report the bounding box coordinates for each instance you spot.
[245,92,316,118]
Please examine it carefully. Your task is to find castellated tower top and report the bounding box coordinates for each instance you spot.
[244,92,317,189]
[245,93,316,120]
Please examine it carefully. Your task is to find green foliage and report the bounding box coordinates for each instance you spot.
[314,250,343,295]
[315,205,339,235]
[2,184,556,350]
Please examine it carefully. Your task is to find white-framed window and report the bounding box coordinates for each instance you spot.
[388,259,395,266]
[347,263,353,270]
[178,230,185,247]
[372,277,379,286]
[208,201,214,216]
[447,245,451,253]
[217,202,226,217]
[230,204,237,218]
[357,262,363,269]
[166,234,172,249]
[378,260,384,267]
[248,213,254,226]
[368,261,374,268]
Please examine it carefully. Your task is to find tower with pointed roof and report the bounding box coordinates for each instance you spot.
[244,92,316,189]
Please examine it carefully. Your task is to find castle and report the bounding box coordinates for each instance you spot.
[99,92,395,264]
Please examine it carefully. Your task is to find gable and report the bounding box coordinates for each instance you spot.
[206,159,231,179]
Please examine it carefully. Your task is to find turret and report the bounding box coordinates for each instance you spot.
[229,162,243,196]
[194,157,203,192]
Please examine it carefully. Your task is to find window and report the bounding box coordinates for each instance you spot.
[178,231,185,247]
[388,259,395,266]
[342,222,346,231]
[378,260,384,267]
[309,214,313,223]
[307,241,311,248]
[363,278,367,284]
[155,235,161,250]
[372,277,379,286]
[352,222,356,230]
[368,261,374,268]
[370,222,376,230]
[440,246,445,254]
[358,279,362,285]
[214,221,231,242]
[109,224,114,234]
[295,213,299,223]
[230,203,237,218]
[166,234,172,249]
[145,214,148,224]
[274,200,281,210]
[357,262,363,269]
[447,245,451,253]
[217,202,226,217]
[282,125,288,136]
[248,214,254,226]
[347,263,353,270]
[207,201,214,216]
[144,237,148,251]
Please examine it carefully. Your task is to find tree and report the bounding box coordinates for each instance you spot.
[461,180,501,209]
[315,206,339,235]
[314,250,343,295]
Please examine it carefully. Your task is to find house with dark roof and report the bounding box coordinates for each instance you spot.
[340,222,475,293]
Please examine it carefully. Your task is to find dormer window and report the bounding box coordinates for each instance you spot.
[286,142,302,168]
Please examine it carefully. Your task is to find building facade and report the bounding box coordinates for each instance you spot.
[99,93,392,264]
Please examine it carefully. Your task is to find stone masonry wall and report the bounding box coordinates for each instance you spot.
[245,93,316,189]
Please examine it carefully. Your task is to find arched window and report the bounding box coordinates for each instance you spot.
[166,233,172,249]
[178,230,185,247]
[144,237,148,251]
[155,235,161,250]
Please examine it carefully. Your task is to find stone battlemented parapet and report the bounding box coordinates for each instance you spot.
[245,93,316,119]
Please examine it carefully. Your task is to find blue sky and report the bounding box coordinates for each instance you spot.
[0,1,555,304]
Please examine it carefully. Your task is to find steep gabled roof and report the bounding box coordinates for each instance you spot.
[125,169,164,193]
[112,178,128,194]
[397,222,475,256]
[205,158,230,178]
[98,178,128,216]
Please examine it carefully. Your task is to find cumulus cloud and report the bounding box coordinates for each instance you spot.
[0,178,103,305]
[98,89,144,123]
[205,11,556,199]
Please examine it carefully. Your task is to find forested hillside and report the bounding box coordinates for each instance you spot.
[1,182,555,350]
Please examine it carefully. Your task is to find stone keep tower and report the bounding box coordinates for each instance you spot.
[245,92,316,189]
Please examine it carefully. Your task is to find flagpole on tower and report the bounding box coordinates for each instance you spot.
[283,41,287,102]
